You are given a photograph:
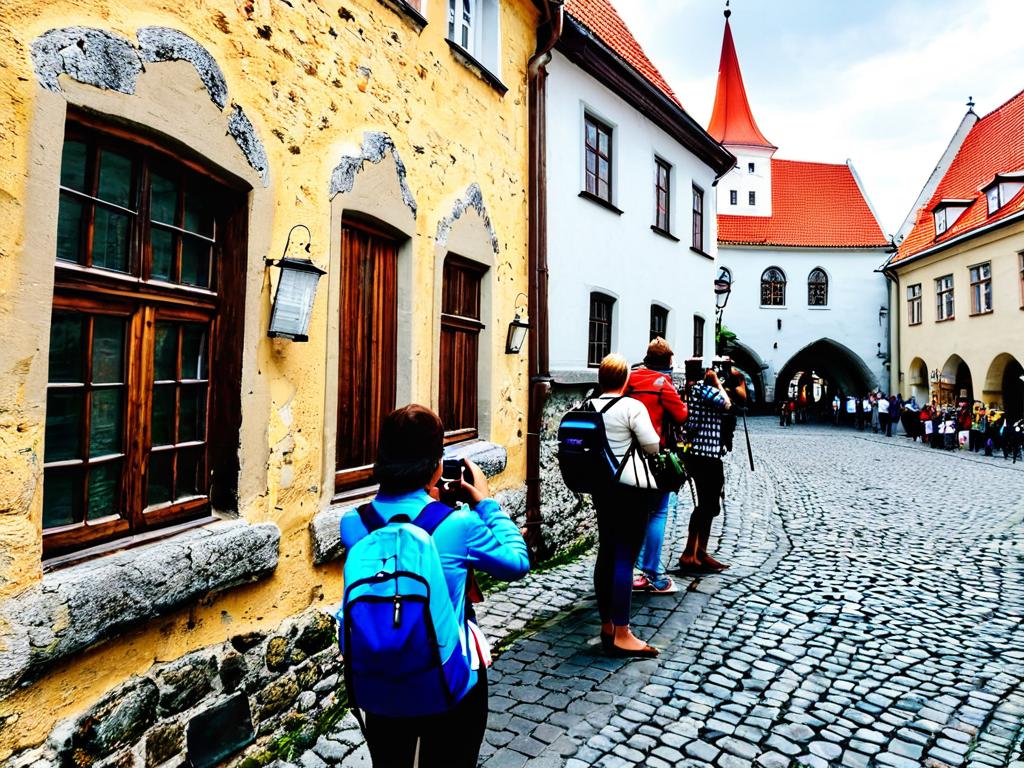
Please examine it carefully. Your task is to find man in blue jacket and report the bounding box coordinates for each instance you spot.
[340,405,529,768]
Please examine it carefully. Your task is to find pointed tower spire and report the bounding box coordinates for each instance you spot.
[707,10,776,150]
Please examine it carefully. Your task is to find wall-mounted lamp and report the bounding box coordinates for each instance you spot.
[505,293,530,355]
[713,267,733,311]
[267,225,326,342]
[879,305,889,325]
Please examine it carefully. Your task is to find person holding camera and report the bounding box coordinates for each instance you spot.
[679,361,731,573]
[590,353,662,658]
[340,404,529,768]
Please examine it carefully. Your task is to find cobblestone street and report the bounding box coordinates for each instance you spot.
[320,419,1024,768]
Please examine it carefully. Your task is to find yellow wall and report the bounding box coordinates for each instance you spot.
[0,0,536,754]
[893,220,1024,405]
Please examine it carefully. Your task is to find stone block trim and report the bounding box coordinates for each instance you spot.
[308,440,508,564]
[137,27,229,109]
[0,521,280,699]
[436,182,500,254]
[8,609,343,768]
[329,131,418,217]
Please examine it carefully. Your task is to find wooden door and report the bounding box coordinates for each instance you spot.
[336,222,398,488]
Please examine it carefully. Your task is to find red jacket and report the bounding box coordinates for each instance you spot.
[626,366,688,446]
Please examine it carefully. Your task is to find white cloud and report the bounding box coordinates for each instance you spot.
[609,0,1024,235]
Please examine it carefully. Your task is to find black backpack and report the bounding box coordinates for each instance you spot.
[557,396,623,494]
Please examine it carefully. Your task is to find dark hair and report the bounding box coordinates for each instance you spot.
[373,405,444,493]
[644,337,673,370]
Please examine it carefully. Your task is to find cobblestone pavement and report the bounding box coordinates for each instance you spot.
[311,418,1024,768]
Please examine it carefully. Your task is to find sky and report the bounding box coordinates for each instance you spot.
[608,0,1024,238]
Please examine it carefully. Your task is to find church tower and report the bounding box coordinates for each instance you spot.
[708,5,775,217]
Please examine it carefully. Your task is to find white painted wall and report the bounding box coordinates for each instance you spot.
[716,146,775,217]
[545,50,721,375]
[717,245,890,400]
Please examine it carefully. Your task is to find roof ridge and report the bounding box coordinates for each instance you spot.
[979,86,1024,121]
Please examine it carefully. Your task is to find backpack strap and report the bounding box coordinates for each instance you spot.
[598,395,626,414]
[356,503,388,534]
[412,501,457,536]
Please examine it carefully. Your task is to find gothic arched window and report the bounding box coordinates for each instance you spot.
[760,267,786,306]
[808,268,828,306]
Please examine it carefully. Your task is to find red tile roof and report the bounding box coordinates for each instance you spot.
[564,0,681,107]
[718,159,889,248]
[707,19,774,149]
[895,89,1024,264]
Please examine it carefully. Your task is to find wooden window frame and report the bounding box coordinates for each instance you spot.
[587,292,614,368]
[935,274,955,321]
[649,304,668,342]
[907,283,923,326]
[654,158,671,234]
[44,113,247,559]
[969,262,993,315]
[583,114,613,204]
[692,185,704,252]
[693,315,705,359]
[439,254,487,441]
[760,267,786,307]
[807,268,828,306]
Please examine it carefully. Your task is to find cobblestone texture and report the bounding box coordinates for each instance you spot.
[309,419,1024,767]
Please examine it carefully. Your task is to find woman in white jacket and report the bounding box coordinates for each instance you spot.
[589,353,661,657]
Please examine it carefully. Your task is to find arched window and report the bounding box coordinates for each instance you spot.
[760,267,786,306]
[808,268,828,306]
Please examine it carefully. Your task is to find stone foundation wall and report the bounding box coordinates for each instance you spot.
[8,609,342,768]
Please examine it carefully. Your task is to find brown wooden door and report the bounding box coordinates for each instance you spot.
[336,222,398,488]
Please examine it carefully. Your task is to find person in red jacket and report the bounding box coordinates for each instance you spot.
[626,338,689,593]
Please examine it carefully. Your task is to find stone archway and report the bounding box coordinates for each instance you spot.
[907,357,929,406]
[984,353,1024,422]
[940,354,973,405]
[774,338,877,416]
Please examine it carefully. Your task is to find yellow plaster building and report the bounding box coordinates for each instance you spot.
[0,0,542,763]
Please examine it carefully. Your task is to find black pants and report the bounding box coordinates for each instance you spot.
[686,455,724,530]
[363,670,488,768]
[592,484,651,625]
[880,414,890,436]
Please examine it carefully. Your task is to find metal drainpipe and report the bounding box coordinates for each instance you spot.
[523,0,563,563]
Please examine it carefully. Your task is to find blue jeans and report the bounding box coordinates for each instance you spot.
[636,491,674,578]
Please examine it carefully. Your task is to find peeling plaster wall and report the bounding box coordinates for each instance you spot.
[0,0,537,756]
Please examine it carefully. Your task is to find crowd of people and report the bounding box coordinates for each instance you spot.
[778,388,1024,461]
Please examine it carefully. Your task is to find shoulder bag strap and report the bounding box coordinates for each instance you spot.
[598,395,627,413]
[412,501,456,536]
[356,503,387,534]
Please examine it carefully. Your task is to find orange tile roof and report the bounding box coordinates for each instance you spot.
[718,159,889,248]
[707,18,774,149]
[895,89,1024,264]
[564,0,681,107]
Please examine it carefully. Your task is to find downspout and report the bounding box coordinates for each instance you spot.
[524,0,563,562]
[878,241,901,394]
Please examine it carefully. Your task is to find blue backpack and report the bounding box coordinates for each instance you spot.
[337,501,471,720]
[557,396,623,494]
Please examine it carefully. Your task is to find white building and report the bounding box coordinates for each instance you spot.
[708,10,891,408]
[545,0,734,381]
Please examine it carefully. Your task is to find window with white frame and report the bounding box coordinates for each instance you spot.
[969,262,992,314]
[935,274,954,321]
[447,0,500,75]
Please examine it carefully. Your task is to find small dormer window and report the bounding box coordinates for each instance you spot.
[932,199,972,236]
[934,208,947,235]
[982,174,1024,215]
[986,185,1001,215]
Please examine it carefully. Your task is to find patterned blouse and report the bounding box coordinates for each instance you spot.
[686,383,728,458]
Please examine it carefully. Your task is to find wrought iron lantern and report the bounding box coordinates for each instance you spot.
[714,266,733,311]
[267,225,326,342]
[505,293,530,355]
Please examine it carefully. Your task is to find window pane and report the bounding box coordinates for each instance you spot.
[87,461,120,519]
[151,384,176,446]
[176,448,202,499]
[598,180,608,201]
[598,158,609,183]
[154,323,177,381]
[92,315,125,384]
[151,228,175,281]
[89,388,123,456]
[147,451,173,506]
[585,122,597,147]
[60,140,89,192]
[43,469,83,528]
[92,208,131,272]
[586,152,596,175]
[97,150,133,208]
[56,196,85,264]
[181,325,207,380]
[179,385,207,442]
[598,130,609,156]
[150,172,178,226]
[184,186,215,237]
[45,390,82,461]
[49,312,84,383]
[180,236,211,288]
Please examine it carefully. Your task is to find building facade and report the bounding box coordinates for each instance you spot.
[708,12,891,409]
[0,0,543,764]
[887,91,1024,421]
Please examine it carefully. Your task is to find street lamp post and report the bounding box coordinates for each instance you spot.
[714,266,733,357]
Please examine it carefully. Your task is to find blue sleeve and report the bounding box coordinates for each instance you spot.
[462,499,530,581]
[705,385,727,412]
[340,509,367,550]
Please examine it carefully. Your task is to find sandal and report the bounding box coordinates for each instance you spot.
[606,643,659,659]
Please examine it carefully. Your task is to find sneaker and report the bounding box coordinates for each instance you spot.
[632,574,651,591]
[648,575,678,594]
